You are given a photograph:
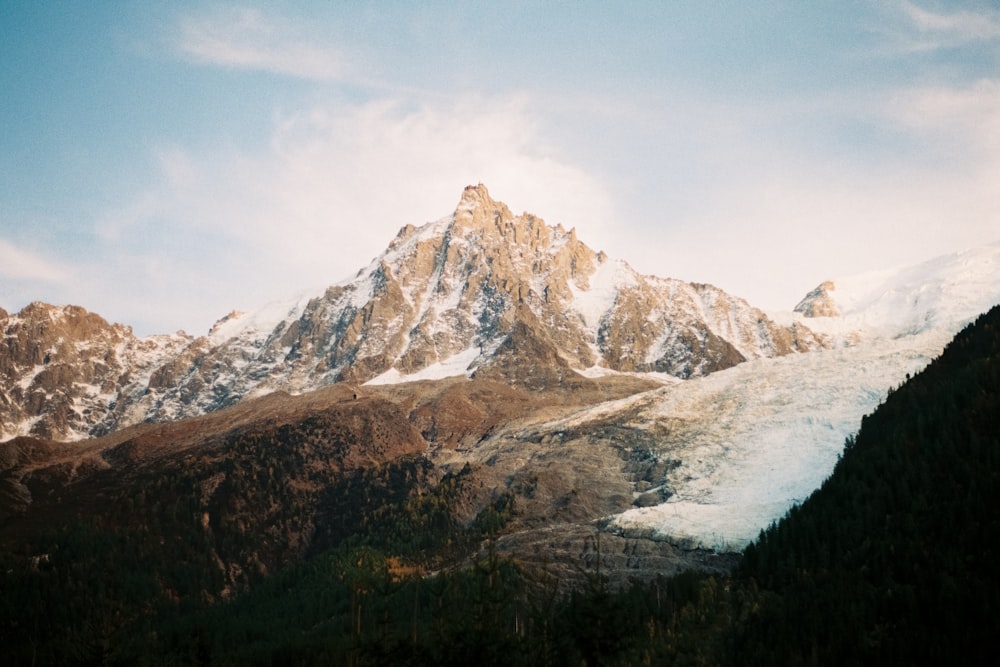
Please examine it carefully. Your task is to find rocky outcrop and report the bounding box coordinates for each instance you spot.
[794,280,840,317]
[0,303,191,441]
[472,308,594,392]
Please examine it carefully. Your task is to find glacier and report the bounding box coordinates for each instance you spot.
[605,240,1000,550]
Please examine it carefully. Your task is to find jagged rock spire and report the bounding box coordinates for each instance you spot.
[1,185,826,441]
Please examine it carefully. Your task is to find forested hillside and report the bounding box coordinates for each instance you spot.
[2,305,998,665]
[734,303,1000,664]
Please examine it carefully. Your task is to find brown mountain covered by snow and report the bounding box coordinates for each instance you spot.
[2,184,822,442]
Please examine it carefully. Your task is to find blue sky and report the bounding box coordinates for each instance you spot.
[2,1,998,336]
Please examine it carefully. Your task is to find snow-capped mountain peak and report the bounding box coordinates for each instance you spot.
[5,187,996,445]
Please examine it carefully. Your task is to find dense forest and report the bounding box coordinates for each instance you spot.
[2,304,999,665]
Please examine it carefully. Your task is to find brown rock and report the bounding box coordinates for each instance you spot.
[794,280,841,317]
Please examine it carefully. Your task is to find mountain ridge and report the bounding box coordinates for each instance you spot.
[1,184,823,442]
[795,239,1000,338]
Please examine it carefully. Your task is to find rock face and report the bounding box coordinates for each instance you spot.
[1,185,822,441]
[0,304,191,441]
[794,281,840,318]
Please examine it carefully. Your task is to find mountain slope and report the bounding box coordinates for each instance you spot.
[0,303,191,441]
[0,384,429,575]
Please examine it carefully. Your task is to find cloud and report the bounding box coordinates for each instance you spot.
[177,7,346,80]
[57,3,1000,332]
[610,77,1000,311]
[94,95,615,334]
[106,81,996,328]
[95,191,162,242]
[263,97,616,243]
[884,77,1000,227]
[0,238,68,284]
[896,1,1000,51]
[889,78,1000,152]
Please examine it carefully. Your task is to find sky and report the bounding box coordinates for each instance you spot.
[1,1,998,336]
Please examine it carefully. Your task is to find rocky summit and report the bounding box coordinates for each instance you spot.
[1,184,822,442]
[0,304,191,441]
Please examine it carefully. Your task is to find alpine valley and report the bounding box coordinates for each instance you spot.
[2,185,999,664]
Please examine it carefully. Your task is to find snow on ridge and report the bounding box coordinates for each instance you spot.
[207,289,323,344]
[800,241,1000,339]
[569,258,636,331]
[338,214,459,312]
[386,215,455,258]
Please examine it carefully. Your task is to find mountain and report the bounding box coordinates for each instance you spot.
[0,303,191,441]
[2,188,998,562]
[3,184,1000,663]
[1,184,820,442]
[2,190,999,559]
[2,187,999,547]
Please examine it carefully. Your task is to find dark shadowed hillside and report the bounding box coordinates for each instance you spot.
[732,304,1000,664]
[3,297,995,665]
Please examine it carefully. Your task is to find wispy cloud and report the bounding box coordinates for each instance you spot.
[91,95,614,334]
[0,238,68,284]
[177,7,346,80]
[611,75,1000,310]
[886,78,1000,175]
[896,0,1000,51]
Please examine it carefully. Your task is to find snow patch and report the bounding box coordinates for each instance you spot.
[364,346,481,386]
[208,289,322,344]
[568,259,637,332]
